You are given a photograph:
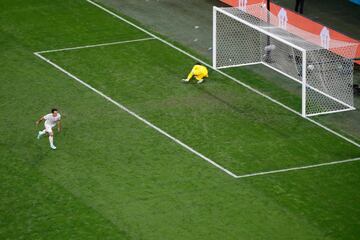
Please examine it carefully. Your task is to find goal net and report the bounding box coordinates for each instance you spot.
[213,4,358,117]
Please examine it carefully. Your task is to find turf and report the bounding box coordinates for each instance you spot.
[1,0,360,239]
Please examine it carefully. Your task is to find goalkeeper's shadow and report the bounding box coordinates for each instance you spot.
[194,86,294,138]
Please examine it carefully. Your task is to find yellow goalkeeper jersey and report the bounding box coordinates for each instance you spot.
[187,65,209,81]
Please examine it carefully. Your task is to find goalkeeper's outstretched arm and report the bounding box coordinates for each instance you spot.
[185,66,196,81]
[36,116,44,126]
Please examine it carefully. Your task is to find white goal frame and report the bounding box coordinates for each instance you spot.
[213,6,357,117]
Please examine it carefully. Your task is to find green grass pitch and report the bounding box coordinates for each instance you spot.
[1,0,360,239]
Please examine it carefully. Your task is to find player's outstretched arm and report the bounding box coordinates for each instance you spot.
[187,66,197,80]
[182,66,196,82]
[36,116,44,126]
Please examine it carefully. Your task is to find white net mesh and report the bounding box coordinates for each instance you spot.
[305,47,356,115]
[213,5,358,116]
[260,35,303,82]
[214,9,261,68]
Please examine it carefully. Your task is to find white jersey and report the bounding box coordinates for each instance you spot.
[44,113,61,128]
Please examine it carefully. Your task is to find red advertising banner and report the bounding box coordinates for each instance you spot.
[220,0,360,64]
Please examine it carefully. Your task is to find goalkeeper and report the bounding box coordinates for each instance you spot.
[182,63,208,84]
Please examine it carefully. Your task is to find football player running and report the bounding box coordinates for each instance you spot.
[36,108,62,150]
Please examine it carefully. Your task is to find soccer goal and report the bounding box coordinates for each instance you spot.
[213,4,359,117]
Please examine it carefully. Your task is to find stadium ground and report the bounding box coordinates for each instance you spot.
[1,0,360,239]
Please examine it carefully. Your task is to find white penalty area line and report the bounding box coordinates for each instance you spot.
[86,0,360,149]
[34,0,360,179]
[236,157,360,179]
[35,37,155,54]
[34,52,238,178]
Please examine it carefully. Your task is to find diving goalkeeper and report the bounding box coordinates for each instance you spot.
[182,63,208,84]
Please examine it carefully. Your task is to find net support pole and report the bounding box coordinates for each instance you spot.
[213,7,217,69]
[301,50,307,117]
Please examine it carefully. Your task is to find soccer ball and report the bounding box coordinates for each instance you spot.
[264,44,276,52]
[307,64,314,71]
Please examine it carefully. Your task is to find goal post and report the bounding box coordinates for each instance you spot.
[302,50,307,117]
[213,5,358,117]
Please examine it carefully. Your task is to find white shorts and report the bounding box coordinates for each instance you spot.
[45,124,54,133]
